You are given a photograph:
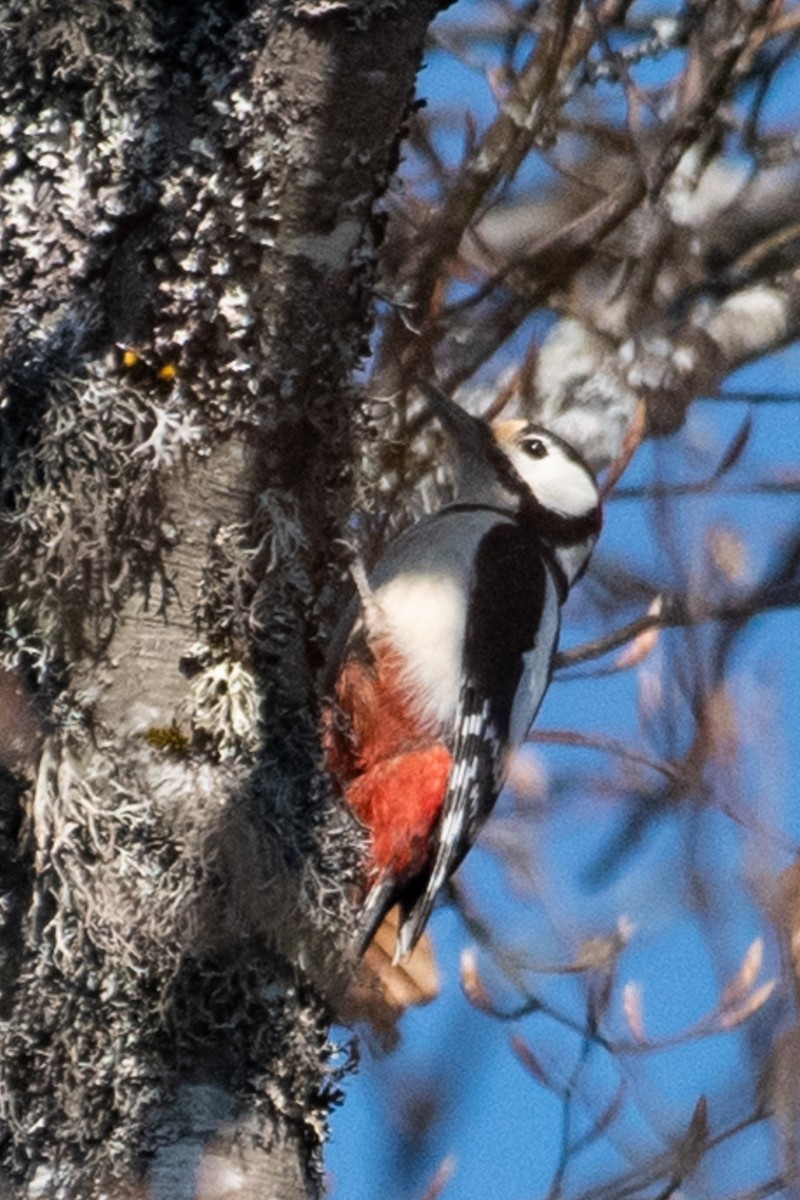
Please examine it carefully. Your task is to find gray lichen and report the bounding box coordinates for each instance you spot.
[0,373,176,676]
[0,0,439,1192]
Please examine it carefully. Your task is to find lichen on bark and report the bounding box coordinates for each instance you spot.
[0,0,443,1194]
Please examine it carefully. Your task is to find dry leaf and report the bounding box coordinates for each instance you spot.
[708,526,748,583]
[368,908,440,1010]
[623,981,646,1044]
[419,1154,456,1200]
[510,1035,550,1087]
[718,980,776,1030]
[594,1086,626,1141]
[460,948,492,1013]
[615,596,663,671]
[576,918,633,971]
[504,749,548,805]
[680,1094,709,1176]
[338,908,439,1050]
[720,937,764,1011]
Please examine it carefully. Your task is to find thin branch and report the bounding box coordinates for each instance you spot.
[556,578,800,670]
[528,728,682,782]
[610,478,800,500]
[713,390,800,404]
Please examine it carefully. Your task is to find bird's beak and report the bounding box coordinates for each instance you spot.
[416,379,505,504]
[416,380,486,451]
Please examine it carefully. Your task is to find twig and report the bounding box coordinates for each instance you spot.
[556,580,800,670]
[528,728,682,782]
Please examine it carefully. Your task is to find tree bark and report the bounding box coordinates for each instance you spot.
[0,1,443,1195]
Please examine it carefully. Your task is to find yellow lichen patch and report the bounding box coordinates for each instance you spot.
[143,722,190,757]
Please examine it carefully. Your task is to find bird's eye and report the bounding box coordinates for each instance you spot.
[522,437,547,459]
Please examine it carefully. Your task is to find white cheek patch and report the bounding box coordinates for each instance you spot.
[507,445,597,518]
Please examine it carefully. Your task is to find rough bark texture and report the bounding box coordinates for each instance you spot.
[0,0,443,1195]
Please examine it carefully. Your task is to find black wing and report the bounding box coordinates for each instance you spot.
[396,522,558,959]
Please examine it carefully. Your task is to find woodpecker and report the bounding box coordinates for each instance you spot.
[325,382,601,962]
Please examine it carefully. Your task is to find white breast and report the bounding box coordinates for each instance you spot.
[374,570,466,728]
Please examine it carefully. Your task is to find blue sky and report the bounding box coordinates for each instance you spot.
[326,8,800,1198]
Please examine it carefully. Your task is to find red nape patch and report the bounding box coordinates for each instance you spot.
[345,745,452,877]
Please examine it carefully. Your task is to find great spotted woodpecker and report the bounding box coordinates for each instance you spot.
[325,383,601,962]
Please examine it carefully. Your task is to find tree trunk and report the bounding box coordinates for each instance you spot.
[0,1,442,1195]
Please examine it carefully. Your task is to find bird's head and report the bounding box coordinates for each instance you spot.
[420,381,601,529]
[490,418,600,525]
